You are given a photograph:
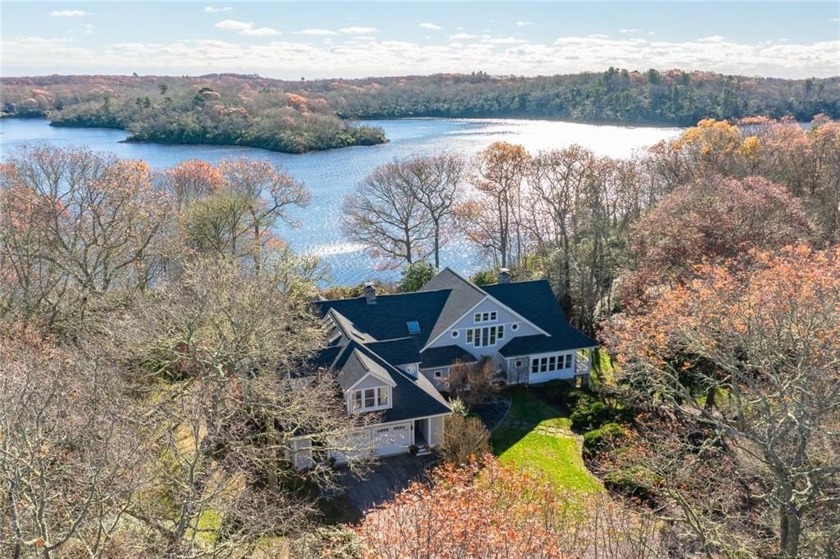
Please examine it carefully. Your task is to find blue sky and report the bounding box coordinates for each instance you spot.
[2,2,838,79]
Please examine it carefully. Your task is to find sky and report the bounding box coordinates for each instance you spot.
[2,2,838,80]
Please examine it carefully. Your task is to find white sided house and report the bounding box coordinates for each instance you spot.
[293,268,597,467]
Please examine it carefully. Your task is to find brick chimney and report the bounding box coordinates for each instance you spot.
[498,268,511,284]
[364,282,376,305]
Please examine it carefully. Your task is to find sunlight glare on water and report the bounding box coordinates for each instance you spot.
[0,118,681,284]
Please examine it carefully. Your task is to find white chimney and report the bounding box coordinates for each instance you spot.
[499,268,511,284]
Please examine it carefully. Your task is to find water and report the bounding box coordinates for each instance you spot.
[0,117,681,285]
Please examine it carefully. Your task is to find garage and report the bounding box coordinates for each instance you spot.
[371,423,412,456]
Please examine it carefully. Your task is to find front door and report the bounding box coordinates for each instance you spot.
[413,418,429,447]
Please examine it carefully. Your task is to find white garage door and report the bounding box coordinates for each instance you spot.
[372,423,411,456]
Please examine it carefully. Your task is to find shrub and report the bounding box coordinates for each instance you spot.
[398,261,436,292]
[447,397,469,417]
[602,466,660,502]
[582,422,628,454]
[570,400,613,430]
[439,414,490,465]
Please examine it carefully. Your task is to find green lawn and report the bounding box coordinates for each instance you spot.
[491,389,603,494]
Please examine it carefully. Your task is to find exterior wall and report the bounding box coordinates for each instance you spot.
[352,374,390,391]
[425,297,542,356]
[420,366,451,391]
[428,415,445,447]
[526,350,577,384]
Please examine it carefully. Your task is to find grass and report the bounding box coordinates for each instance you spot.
[491,389,603,494]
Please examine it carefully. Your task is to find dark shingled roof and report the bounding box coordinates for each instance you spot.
[420,345,477,369]
[331,341,452,422]
[366,337,422,367]
[417,268,487,347]
[315,289,452,347]
[483,280,598,357]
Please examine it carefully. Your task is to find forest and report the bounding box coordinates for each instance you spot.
[2,69,839,152]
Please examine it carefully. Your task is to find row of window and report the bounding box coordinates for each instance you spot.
[531,353,573,374]
[474,311,497,323]
[352,387,389,411]
[466,325,505,347]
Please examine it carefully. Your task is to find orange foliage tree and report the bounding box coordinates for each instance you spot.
[605,245,840,558]
[355,456,664,559]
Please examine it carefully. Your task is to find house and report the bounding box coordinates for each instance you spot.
[291,267,597,468]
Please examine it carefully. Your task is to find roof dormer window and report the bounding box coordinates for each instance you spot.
[351,386,391,412]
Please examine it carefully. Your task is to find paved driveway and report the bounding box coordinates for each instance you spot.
[336,453,437,514]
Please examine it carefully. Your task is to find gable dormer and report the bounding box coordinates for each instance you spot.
[339,350,396,413]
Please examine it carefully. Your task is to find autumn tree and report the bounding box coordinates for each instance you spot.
[459,141,529,269]
[605,245,840,558]
[356,456,665,559]
[103,255,375,556]
[0,327,147,558]
[0,145,171,333]
[175,158,310,272]
[622,174,813,306]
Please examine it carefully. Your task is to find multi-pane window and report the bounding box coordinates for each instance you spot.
[530,353,574,374]
[352,386,389,411]
[474,311,497,323]
[465,325,504,347]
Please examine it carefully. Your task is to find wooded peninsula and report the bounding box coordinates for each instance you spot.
[2,69,838,153]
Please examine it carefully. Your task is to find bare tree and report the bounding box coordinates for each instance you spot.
[0,145,171,331]
[0,328,146,558]
[341,160,434,266]
[401,153,464,268]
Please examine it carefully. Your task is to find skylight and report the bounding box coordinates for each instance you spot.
[406,321,421,335]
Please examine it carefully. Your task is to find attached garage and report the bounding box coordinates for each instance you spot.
[371,423,412,456]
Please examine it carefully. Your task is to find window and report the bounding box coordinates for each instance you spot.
[474,311,497,323]
[530,353,574,375]
[433,369,449,378]
[465,325,504,348]
[352,387,389,411]
[511,323,519,331]
[451,330,458,338]
[515,360,523,367]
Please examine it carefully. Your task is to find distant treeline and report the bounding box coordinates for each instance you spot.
[1,69,838,151]
[323,69,840,125]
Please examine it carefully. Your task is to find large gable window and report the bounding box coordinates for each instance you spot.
[352,387,390,412]
[465,325,504,347]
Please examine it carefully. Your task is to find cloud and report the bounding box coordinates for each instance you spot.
[4,32,838,81]
[830,17,840,23]
[84,24,94,35]
[449,32,477,40]
[50,10,92,17]
[419,22,442,31]
[697,35,726,43]
[516,21,533,27]
[339,26,378,34]
[297,28,338,36]
[204,6,232,13]
[619,29,638,34]
[215,19,278,36]
[587,34,609,39]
